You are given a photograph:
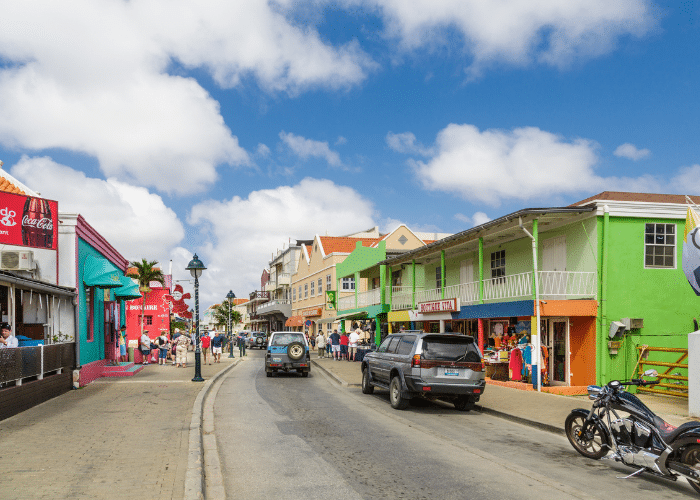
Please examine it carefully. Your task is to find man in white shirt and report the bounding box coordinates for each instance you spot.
[348,329,360,361]
[0,323,18,348]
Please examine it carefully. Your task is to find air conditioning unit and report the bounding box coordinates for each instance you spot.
[0,250,35,271]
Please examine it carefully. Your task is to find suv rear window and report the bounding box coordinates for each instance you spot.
[271,333,305,346]
[422,336,481,362]
[396,336,416,355]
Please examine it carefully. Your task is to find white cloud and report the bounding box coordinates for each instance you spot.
[411,124,602,205]
[614,143,651,160]
[279,132,342,167]
[188,178,376,303]
[358,0,653,76]
[454,211,491,227]
[386,132,433,156]
[256,144,272,158]
[10,156,184,261]
[0,1,375,193]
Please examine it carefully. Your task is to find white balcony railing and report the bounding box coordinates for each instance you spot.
[358,288,381,307]
[338,294,356,310]
[390,286,416,310]
[538,270,597,298]
[483,272,533,301]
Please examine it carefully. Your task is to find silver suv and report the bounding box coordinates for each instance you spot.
[361,332,485,410]
[265,331,311,377]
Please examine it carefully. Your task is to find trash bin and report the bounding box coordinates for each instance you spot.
[128,347,134,363]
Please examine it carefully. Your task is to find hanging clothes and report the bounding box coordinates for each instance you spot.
[541,345,550,386]
[521,345,532,379]
[509,347,523,382]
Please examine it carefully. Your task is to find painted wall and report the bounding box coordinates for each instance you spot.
[600,216,695,384]
[125,287,170,344]
[570,316,597,386]
[77,238,107,366]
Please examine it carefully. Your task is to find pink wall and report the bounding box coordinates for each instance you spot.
[125,288,170,343]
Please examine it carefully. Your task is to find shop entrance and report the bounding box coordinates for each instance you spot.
[547,318,569,385]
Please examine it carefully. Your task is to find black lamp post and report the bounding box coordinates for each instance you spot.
[226,290,236,358]
[186,254,206,382]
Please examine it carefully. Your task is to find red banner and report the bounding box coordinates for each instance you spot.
[0,191,58,250]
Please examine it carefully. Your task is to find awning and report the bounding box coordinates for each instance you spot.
[285,315,304,327]
[316,311,368,324]
[388,310,410,322]
[83,255,123,288]
[114,276,142,300]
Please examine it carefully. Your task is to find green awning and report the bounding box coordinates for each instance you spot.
[114,276,142,300]
[83,255,123,289]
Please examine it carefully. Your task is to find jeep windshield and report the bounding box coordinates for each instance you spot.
[421,336,481,362]
[271,333,305,346]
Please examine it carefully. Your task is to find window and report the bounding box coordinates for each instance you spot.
[140,315,153,326]
[298,285,302,299]
[342,277,355,290]
[310,280,315,296]
[397,335,416,355]
[293,287,296,302]
[436,266,443,290]
[491,250,506,283]
[327,323,332,334]
[326,274,332,291]
[318,278,323,295]
[645,223,676,268]
[304,283,308,298]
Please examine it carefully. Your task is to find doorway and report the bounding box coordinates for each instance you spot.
[547,318,569,385]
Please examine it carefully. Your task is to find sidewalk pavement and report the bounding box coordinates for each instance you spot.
[0,350,239,500]
[311,353,697,433]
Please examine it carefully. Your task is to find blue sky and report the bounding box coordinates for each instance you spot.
[0,1,697,304]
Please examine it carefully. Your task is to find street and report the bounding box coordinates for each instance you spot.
[214,350,699,500]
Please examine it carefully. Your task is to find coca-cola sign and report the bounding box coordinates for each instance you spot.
[0,191,58,250]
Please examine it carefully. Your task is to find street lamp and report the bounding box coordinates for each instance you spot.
[226,290,236,358]
[186,254,207,382]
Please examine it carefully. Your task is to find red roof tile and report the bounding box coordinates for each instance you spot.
[319,236,380,254]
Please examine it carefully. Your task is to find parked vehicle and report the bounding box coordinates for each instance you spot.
[565,369,700,493]
[246,331,267,349]
[360,332,485,411]
[265,331,311,377]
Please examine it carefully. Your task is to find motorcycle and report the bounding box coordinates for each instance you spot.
[565,369,700,494]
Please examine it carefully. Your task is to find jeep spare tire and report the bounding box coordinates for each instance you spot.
[287,342,305,361]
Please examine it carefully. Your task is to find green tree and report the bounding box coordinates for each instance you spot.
[213,301,242,333]
[127,259,166,336]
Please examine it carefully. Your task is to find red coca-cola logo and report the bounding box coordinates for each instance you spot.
[22,215,53,231]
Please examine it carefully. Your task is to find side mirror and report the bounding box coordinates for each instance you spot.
[643,369,658,377]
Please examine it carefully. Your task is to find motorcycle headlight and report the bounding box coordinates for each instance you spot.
[587,385,602,400]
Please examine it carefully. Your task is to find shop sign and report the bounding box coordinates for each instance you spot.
[302,307,323,317]
[419,298,458,314]
[0,191,58,250]
[325,290,336,310]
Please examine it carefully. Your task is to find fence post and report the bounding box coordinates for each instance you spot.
[690,331,700,417]
[38,344,44,380]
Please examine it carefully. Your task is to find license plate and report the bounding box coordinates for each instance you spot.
[443,368,461,377]
[273,357,281,362]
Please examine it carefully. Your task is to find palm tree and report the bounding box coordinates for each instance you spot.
[213,301,242,334]
[127,259,166,336]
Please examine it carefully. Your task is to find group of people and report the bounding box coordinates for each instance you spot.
[311,327,368,361]
[130,328,233,368]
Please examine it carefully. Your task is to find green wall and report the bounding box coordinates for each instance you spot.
[78,239,107,365]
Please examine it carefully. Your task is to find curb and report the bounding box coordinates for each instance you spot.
[311,360,361,388]
[184,359,242,500]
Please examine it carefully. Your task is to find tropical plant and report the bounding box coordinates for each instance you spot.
[170,320,188,335]
[127,259,166,335]
[212,300,242,333]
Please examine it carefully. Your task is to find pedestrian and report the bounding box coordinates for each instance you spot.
[326,332,332,357]
[0,323,18,348]
[201,331,211,365]
[237,332,246,357]
[139,330,152,365]
[118,326,128,363]
[329,329,341,360]
[349,328,360,361]
[340,331,349,360]
[157,331,169,365]
[316,331,326,358]
[175,331,191,367]
[212,331,224,363]
[310,333,316,350]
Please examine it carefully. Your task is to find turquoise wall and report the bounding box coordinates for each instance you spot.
[600,216,694,384]
[78,238,108,365]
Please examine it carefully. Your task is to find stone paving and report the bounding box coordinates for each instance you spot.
[0,351,238,500]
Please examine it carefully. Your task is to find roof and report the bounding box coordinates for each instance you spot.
[572,191,700,206]
[318,236,380,255]
[0,168,38,197]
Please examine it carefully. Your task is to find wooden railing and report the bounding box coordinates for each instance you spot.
[0,343,75,387]
[636,345,688,398]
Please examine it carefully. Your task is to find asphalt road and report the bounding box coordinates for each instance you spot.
[214,350,700,499]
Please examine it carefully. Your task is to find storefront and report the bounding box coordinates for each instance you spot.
[301,307,323,336]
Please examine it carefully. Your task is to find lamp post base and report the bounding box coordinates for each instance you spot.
[192,349,204,382]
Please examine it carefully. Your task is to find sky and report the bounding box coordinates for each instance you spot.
[0,0,698,306]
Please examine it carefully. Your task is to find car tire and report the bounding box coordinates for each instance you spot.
[301,370,309,378]
[361,367,374,394]
[266,371,272,377]
[287,341,305,361]
[454,397,475,411]
[389,376,409,410]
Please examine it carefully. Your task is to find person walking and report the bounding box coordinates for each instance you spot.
[326,332,332,357]
[118,325,128,363]
[349,328,360,362]
[237,332,247,357]
[212,331,224,363]
[339,331,349,361]
[316,332,326,358]
[329,329,341,360]
[157,331,169,365]
[139,330,152,365]
[175,331,191,367]
[201,332,211,365]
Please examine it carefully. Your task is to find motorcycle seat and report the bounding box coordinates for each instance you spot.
[656,418,700,442]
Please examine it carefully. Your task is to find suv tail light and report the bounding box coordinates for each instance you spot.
[412,354,421,368]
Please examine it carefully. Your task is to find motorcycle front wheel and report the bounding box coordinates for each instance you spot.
[681,445,700,494]
[565,413,608,460]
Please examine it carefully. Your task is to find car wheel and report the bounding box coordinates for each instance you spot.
[454,397,475,411]
[389,376,409,410]
[266,371,272,378]
[287,341,305,361]
[361,367,374,394]
[301,370,309,378]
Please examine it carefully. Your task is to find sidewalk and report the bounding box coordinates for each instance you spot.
[0,351,239,500]
[311,354,696,433]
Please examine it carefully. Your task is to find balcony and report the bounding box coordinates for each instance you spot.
[338,288,382,310]
[257,298,291,317]
[249,290,270,303]
[388,271,596,310]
